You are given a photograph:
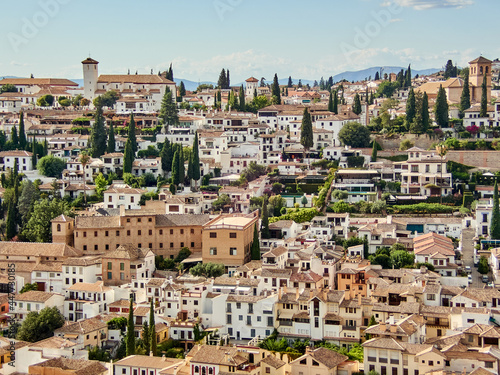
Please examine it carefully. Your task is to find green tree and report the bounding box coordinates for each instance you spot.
[390,250,414,269]
[272,74,281,105]
[444,59,455,79]
[434,85,449,127]
[332,91,338,114]
[328,91,334,112]
[300,108,313,153]
[288,76,293,87]
[94,173,108,199]
[189,263,225,278]
[21,198,71,242]
[239,85,246,111]
[18,112,27,149]
[31,137,37,167]
[179,81,186,98]
[149,299,157,356]
[459,70,471,118]
[405,64,412,88]
[16,307,65,342]
[20,282,38,293]
[172,150,181,186]
[159,88,179,131]
[218,68,228,89]
[95,91,119,108]
[480,72,488,118]
[338,122,371,148]
[123,139,134,174]
[251,223,260,260]
[352,93,362,115]
[406,87,416,127]
[160,139,173,174]
[191,132,200,183]
[490,180,500,239]
[88,346,110,362]
[128,113,137,154]
[261,199,270,239]
[17,179,40,225]
[212,193,231,211]
[107,121,116,153]
[371,141,378,162]
[90,103,107,157]
[478,255,490,274]
[6,200,17,240]
[11,125,18,147]
[0,84,18,93]
[36,155,66,178]
[126,297,135,356]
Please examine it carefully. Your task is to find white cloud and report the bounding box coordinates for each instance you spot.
[391,0,473,10]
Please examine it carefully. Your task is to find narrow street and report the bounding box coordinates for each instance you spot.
[461,228,482,288]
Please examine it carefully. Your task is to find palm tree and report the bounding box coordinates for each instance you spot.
[435,143,448,204]
[79,151,91,206]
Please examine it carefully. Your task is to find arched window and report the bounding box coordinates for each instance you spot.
[486,66,489,74]
[480,66,483,74]
[57,224,61,232]
[194,367,199,373]
[202,367,206,375]
[209,368,213,375]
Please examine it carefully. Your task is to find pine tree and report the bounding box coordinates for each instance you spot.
[444,60,455,79]
[371,141,378,162]
[90,103,107,157]
[18,112,27,149]
[406,87,416,127]
[149,299,157,356]
[218,69,227,89]
[491,180,500,239]
[11,125,18,148]
[421,92,430,133]
[142,321,150,355]
[172,150,180,186]
[123,139,134,174]
[480,72,488,118]
[159,88,179,131]
[107,121,116,153]
[434,85,449,127]
[160,138,172,174]
[300,108,313,153]
[272,74,281,104]
[251,223,260,260]
[126,297,135,356]
[352,93,362,115]
[287,76,293,88]
[261,200,270,239]
[191,132,200,183]
[128,113,137,154]
[459,70,471,118]
[239,85,245,111]
[332,91,338,114]
[328,91,334,112]
[6,200,16,240]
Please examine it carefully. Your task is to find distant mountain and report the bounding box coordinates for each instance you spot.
[331,66,439,83]
[174,79,216,91]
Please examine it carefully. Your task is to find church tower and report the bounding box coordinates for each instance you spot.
[51,214,74,246]
[245,77,259,97]
[82,57,99,100]
[469,56,492,103]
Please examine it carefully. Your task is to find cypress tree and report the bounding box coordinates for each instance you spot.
[226,69,230,89]
[90,103,107,157]
[405,64,412,88]
[352,93,362,115]
[6,200,16,240]
[149,299,157,356]
[107,121,116,153]
[172,150,180,186]
[160,138,172,174]
[406,87,416,127]
[128,113,137,154]
[272,74,281,104]
[178,147,185,186]
[434,85,449,127]
[328,91,334,112]
[159,88,179,131]
[0,131,5,151]
[491,180,500,239]
[239,85,245,111]
[251,223,260,260]
[288,76,293,88]
[480,72,488,118]
[332,91,338,114]
[31,137,37,168]
[192,132,200,183]
[142,322,150,355]
[253,89,257,99]
[126,297,135,356]
[18,112,27,149]
[123,139,134,174]
[43,138,48,156]
[218,69,227,89]
[421,92,430,133]
[11,125,18,148]
[371,141,378,162]
[459,71,471,118]
[374,71,380,81]
[300,108,313,152]
[179,81,186,98]
[261,199,270,239]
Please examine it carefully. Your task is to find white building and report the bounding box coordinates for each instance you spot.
[0,150,33,172]
[103,183,146,210]
[64,281,114,322]
[13,291,64,321]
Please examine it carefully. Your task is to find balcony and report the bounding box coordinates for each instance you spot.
[342,325,357,331]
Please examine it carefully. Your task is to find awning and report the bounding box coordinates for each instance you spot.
[64,334,79,339]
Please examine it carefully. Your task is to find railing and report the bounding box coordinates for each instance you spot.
[342,325,357,331]
[279,320,293,326]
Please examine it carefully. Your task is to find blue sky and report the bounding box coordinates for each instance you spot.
[1,0,498,83]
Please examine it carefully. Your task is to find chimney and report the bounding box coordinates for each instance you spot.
[162,354,166,361]
[390,324,397,333]
[150,351,154,357]
[278,287,282,300]
[379,322,386,332]
[305,346,312,354]
[296,288,300,300]
[358,293,362,306]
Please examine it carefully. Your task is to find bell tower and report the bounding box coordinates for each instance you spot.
[82,57,99,101]
[469,56,492,103]
[51,214,74,246]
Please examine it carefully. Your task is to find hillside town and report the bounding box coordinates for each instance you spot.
[0,54,500,375]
